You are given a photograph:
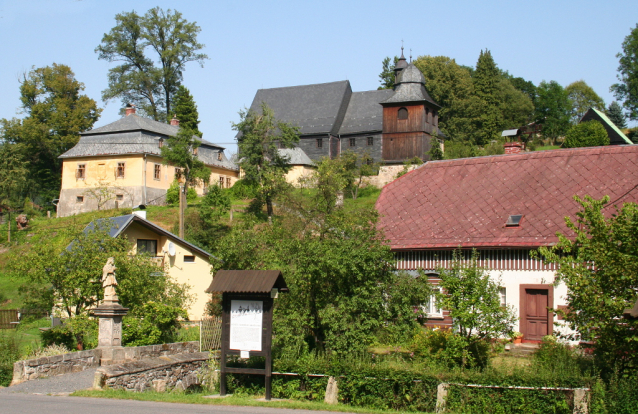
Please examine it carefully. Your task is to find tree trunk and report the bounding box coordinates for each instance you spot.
[266,196,273,225]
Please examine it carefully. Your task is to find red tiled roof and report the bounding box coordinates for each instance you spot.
[376,146,638,250]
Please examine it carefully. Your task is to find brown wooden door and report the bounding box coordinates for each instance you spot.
[524,289,549,340]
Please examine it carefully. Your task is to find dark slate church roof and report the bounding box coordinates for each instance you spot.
[248,81,352,136]
[60,114,238,171]
[339,90,394,135]
[381,64,439,106]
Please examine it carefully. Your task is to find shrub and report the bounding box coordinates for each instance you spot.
[41,325,76,350]
[166,180,198,205]
[122,302,187,346]
[226,179,258,199]
[0,334,20,387]
[563,120,609,148]
[200,185,231,224]
[411,329,492,369]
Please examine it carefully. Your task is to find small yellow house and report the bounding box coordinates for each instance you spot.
[278,147,316,185]
[57,106,239,217]
[87,212,215,320]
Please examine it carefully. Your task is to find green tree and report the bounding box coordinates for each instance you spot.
[563,120,610,148]
[161,128,211,199]
[199,184,231,225]
[538,196,638,374]
[566,80,606,124]
[96,7,208,121]
[436,251,517,367]
[11,222,189,348]
[233,102,300,221]
[498,77,535,129]
[0,64,101,202]
[413,55,481,141]
[535,80,572,143]
[606,101,627,129]
[428,136,443,160]
[506,74,537,105]
[378,56,399,90]
[172,85,202,137]
[472,49,504,146]
[611,24,638,120]
[0,144,29,210]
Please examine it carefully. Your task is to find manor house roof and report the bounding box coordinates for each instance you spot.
[376,145,638,250]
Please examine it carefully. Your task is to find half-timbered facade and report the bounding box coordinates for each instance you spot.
[376,145,638,341]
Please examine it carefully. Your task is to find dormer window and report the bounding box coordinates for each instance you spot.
[506,214,523,227]
[217,152,222,161]
[398,107,408,120]
[193,147,198,155]
[158,138,164,148]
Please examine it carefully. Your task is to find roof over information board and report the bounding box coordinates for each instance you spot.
[206,270,288,293]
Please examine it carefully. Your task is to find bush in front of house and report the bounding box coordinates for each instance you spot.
[122,301,187,346]
[563,120,609,148]
[166,180,198,205]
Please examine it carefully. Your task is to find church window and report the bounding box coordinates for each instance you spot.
[398,107,408,120]
[316,138,323,148]
[367,136,373,146]
[349,138,356,147]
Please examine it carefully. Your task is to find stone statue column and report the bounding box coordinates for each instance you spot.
[92,258,128,363]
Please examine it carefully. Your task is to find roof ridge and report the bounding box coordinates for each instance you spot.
[257,80,350,92]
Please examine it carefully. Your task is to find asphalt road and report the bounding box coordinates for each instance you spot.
[0,394,355,414]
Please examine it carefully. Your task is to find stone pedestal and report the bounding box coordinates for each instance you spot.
[92,302,128,363]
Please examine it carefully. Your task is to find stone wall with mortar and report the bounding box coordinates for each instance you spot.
[11,349,101,386]
[11,341,199,386]
[93,351,210,392]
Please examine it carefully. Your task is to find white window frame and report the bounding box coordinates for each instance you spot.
[499,287,507,307]
[422,287,443,318]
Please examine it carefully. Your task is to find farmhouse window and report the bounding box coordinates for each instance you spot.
[137,239,157,256]
[499,287,507,307]
[116,162,125,178]
[76,164,86,180]
[398,107,408,120]
[423,287,442,318]
[219,176,225,188]
[316,138,322,148]
[184,255,195,263]
[349,138,356,147]
[76,196,84,203]
[367,136,373,146]
[116,194,124,201]
[226,177,231,188]
[154,164,161,180]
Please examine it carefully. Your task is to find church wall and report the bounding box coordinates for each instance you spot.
[297,134,332,161]
[340,133,383,163]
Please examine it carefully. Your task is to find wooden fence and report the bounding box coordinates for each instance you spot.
[200,315,222,352]
[0,309,19,329]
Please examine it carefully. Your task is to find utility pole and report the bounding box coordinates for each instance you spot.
[7,211,10,243]
[179,184,185,239]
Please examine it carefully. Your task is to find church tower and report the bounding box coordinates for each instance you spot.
[380,54,441,162]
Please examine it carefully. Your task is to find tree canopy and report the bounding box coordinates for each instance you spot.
[606,101,627,129]
[563,120,609,148]
[472,50,504,146]
[535,80,572,142]
[538,196,638,374]
[172,85,202,137]
[0,64,101,202]
[233,103,300,221]
[566,80,605,124]
[160,127,211,197]
[96,7,208,122]
[378,56,399,90]
[611,24,638,120]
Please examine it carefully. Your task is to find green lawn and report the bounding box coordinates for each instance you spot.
[72,389,432,414]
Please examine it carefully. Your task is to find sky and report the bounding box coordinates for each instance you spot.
[1,0,637,155]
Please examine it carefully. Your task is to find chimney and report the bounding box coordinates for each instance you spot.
[170,116,179,126]
[125,104,136,116]
[504,141,523,154]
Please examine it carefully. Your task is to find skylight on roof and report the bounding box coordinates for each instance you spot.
[506,215,523,227]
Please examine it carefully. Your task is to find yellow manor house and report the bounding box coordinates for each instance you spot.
[57,106,239,217]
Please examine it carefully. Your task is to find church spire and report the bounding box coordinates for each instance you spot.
[393,46,408,85]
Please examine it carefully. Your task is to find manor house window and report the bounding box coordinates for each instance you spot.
[116,162,125,178]
[76,164,86,180]
[154,164,161,180]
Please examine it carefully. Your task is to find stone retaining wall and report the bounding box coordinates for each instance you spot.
[11,341,199,386]
[11,349,101,386]
[93,351,209,392]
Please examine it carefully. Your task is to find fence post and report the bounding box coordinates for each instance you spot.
[573,388,589,414]
[436,383,449,413]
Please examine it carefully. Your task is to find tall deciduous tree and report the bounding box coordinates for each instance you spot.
[96,7,208,121]
[172,85,202,137]
[535,80,572,143]
[0,144,29,209]
[472,50,505,146]
[538,196,638,374]
[565,80,606,124]
[606,101,627,129]
[233,103,300,221]
[413,55,481,142]
[0,64,101,202]
[611,24,638,120]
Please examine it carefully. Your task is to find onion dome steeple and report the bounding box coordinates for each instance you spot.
[393,47,408,84]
